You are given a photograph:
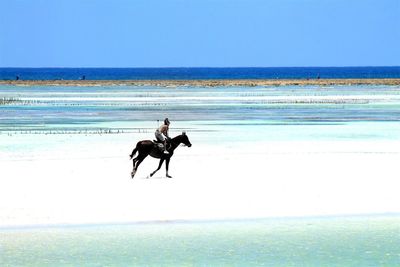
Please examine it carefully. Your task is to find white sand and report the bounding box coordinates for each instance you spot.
[1,129,399,228]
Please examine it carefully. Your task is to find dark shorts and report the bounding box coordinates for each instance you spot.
[155,130,165,142]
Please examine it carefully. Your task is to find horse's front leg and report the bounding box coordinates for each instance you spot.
[150,158,164,177]
[166,158,172,178]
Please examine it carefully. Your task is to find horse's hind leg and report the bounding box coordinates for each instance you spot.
[131,154,147,178]
[131,157,138,178]
[150,159,164,177]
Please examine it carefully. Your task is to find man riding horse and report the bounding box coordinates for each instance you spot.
[130,117,192,178]
[130,131,192,178]
[155,118,170,154]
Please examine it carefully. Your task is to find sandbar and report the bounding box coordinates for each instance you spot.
[1,78,400,87]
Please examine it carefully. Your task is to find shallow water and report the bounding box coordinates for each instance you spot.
[1,216,399,267]
[1,85,400,266]
[2,84,400,158]
[1,84,399,132]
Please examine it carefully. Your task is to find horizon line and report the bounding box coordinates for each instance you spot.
[1,66,400,69]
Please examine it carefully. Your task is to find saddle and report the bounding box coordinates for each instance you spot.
[153,140,170,150]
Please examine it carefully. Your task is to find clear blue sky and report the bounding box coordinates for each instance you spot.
[1,0,399,67]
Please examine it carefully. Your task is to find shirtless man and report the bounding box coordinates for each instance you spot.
[155,118,170,154]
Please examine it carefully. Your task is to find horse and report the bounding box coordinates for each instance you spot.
[129,132,192,178]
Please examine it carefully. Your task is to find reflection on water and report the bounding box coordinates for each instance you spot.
[1,216,399,267]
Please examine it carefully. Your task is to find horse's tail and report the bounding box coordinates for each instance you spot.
[129,142,139,160]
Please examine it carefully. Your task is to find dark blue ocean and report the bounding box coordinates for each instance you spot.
[1,67,399,80]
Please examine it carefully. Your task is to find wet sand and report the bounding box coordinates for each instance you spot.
[1,130,400,227]
[1,78,400,87]
[1,84,400,228]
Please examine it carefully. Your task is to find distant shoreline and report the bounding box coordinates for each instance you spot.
[1,78,400,87]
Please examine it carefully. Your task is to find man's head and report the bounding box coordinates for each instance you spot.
[164,118,170,125]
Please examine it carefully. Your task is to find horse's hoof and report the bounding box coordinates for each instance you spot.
[166,175,172,178]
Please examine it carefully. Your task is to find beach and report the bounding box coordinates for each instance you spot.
[1,82,400,265]
[1,132,400,227]
[1,82,400,227]
[2,0,399,263]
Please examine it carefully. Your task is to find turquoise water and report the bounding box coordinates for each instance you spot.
[1,84,400,131]
[2,84,400,156]
[1,216,399,267]
[1,85,400,148]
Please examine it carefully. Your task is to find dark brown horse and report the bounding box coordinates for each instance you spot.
[129,132,192,178]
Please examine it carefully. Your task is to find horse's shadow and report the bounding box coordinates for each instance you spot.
[145,175,170,179]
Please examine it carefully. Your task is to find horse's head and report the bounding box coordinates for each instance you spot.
[181,131,192,147]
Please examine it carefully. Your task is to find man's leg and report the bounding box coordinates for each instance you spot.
[163,140,169,154]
